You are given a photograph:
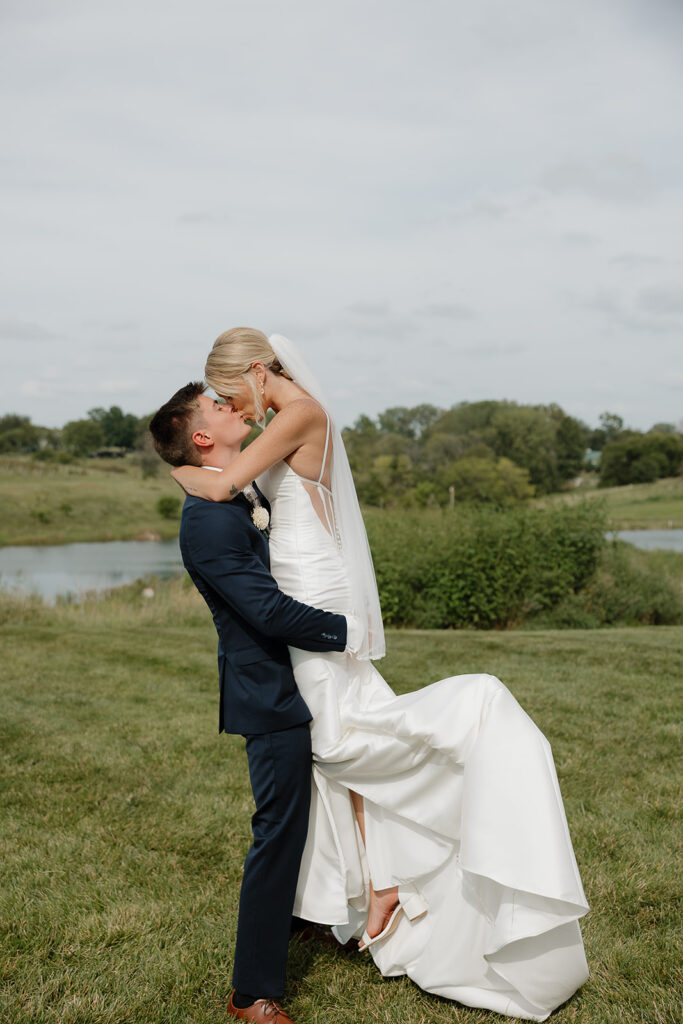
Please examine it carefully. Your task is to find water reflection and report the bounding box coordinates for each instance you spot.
[614,529,683,552]
[0,539,183,603]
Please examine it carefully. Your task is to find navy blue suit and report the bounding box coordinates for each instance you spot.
[179,486,347,998]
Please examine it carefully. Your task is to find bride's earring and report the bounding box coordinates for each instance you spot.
[260,378,265,395]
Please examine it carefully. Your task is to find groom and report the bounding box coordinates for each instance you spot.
[150,383,355,1024]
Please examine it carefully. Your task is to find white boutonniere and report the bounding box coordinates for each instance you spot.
[242,484,270,533]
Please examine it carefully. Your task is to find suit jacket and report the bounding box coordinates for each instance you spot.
[179,486,347,735]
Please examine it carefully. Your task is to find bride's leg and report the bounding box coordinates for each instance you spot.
[349,789,399,940]
[349,789,366,841]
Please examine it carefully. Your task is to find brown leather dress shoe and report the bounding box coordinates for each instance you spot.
[227,991,296,1023]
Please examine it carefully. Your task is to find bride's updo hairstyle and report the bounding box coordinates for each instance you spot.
[205,327,291,425]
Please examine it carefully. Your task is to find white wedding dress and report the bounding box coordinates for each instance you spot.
[258,435,589,1021]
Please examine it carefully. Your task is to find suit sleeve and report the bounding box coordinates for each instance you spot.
[186,505,348,652]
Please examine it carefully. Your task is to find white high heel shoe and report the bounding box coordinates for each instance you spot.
[358,884,428,952]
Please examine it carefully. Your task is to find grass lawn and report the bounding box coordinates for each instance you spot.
[1,582,680,1023]
[0,456,181,546]
[541,476,683,530]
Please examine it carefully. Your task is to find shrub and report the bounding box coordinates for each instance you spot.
[581,542,682,625]
[134,433,162,478]
[31,508,51,523]
[156,496,181,520]
[138,453,160,479]
[532,542,683,627]
[364,501,607,629]
[32,449,74,464]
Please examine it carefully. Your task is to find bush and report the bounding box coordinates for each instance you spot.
[32,449,74,464]
[134,433,162,478]
[364,501,607,629]
[581,542,682,625]
[138,453,160,479]
[156,496,181,520]
[532,542,683,627]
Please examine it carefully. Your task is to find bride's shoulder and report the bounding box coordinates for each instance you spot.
[277,397,327,428]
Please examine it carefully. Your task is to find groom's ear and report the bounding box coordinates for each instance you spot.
[191,428,213,450]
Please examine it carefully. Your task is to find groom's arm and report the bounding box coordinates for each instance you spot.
[184,505,349,653]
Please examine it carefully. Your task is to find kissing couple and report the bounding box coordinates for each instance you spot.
[149,328,589,1023]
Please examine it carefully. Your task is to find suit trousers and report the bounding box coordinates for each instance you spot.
[232,722,312,998]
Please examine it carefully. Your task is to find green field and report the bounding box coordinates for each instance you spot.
[1,581,680,1023]
[0,455,181,546]
[540,476,683,529]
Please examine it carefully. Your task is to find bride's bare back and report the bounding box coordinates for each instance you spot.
[282,401,335,537]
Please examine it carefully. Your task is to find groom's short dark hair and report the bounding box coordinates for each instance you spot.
[149,382,206,467]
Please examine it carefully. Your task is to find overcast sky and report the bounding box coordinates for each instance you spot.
[1,0,682,432]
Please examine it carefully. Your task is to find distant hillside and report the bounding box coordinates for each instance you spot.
[537,477,683,530]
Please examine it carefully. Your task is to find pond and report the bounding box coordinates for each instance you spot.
[0,539,184,603]
[0,530,680,602]
[612,529,683,552]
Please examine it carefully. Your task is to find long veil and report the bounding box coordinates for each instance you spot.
[268,334,385,661]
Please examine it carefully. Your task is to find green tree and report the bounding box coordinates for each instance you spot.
[343,415,380,479]
[648,422,677,435]
[438,456,534,506]
[377,407,417,438]
[600,433,683,486]
[0,415,40,452]
[489,405,559,493]
[420,432,494,473]
[551,411,590,481]
[352,453,415,507]
[377,404,441,439]
[600,411,624,437]
[62,419,104,456]
[423,400,584,490]
[424,400,501,440]
[88,405,139,448]
[588,411,625,450]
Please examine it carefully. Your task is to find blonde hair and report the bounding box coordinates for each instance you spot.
[205,327,290,424]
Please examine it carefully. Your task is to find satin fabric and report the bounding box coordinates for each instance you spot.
[258,460,589,1021]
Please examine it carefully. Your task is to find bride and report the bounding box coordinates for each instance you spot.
[171,327,589,1021]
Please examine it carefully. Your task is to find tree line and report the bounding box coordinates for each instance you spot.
[0,401,680,501]
[0,407,147,458]
[340,403,681,506]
